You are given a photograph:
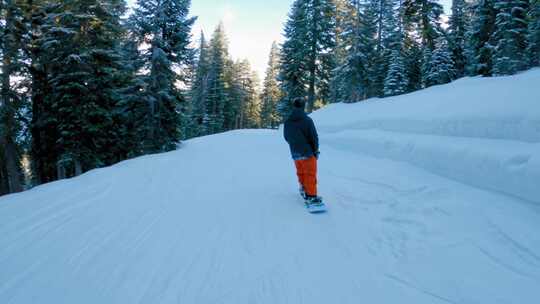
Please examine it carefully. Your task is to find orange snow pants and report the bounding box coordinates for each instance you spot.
[294,156,317,196]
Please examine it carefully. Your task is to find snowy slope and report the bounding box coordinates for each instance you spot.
[1,71,540,304]
[312,69,540,203]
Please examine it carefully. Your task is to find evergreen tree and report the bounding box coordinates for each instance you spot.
[129,0,195,152]
[305,0,337,112]
[260,42,282,128]
[278,0,336,115]
[465,0,497,76]
[189,31,211,137]
[403,0,444,50]
[246,73,262,129]
[425,37,456,86]
[225,59,261,130]
[369,0,400,97]
[115,30,149,157]
[383,0,409,96]
[403,35,423,92]
[329,0,351,103]
[492,0,530,75]
[205,23,229,134]
[22,1,60,185]
[278,0,310,118]
[384,49,409,96]
[242,67,261,129]
[528,0,540,66]
[40,0,134,177]
[449,0,469,77]
[332,0,376,103]
[403,0,444,85]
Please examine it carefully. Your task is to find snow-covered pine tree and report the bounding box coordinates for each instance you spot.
[115,30,149,157]
[332,0,376,103]
[449,0,469,77]
[224,59,261,130]
[305,0,337,112]
[403,35,423,92]
[403,0,444,50]
[492,0,530,75]
[41,0,134,177]
[40,1,90,177]
[189,31,211,137]
[84,0,137,166]
[205,23,229,134]
[329,0,351,103]
[384,49,409,96]
[223,59,242,131]
[243,67,262,129]
[527,0,540,66]
[278,0,310,118]
[260,42,282,128]
[21,1,61,185]
[383,1,409,96]
[278,0,336,114]
[425,37,456,86]
[129,0,195,152]
[368,0,400,97]
[403,0,445,86]
[465,0,497,76]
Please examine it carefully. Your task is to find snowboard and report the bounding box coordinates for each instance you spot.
[299,188,327,213]
[304,200,327,213]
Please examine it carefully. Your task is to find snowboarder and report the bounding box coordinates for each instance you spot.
[283,98,324,210]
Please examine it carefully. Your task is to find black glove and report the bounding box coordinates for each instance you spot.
[315,151,320,160]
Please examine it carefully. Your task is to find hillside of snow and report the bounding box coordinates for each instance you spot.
[313,69,540,204]
[1,70,540,303]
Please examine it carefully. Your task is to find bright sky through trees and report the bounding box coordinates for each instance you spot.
[127,0,452,79]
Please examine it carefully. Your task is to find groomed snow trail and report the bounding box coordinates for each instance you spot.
[1,130,539,303]
[1,71,540,303]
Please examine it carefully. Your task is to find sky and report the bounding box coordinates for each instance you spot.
[128,0,453,80]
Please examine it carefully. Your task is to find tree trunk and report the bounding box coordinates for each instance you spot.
[1,4,23,193]
[56,162,66,180]
[0,153,10,196]
[74,159,83,176]
[4,140,23,192]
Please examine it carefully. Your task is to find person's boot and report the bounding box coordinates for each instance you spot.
[299,186,307,199]
[306,195,323,206]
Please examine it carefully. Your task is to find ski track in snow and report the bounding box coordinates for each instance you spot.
[2,71,540,303]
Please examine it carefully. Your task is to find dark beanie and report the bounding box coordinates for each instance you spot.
[292,98,305,109]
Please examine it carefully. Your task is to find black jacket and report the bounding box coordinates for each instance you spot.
[284,108,319,160]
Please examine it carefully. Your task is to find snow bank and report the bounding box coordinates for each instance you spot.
[313,69,540,143]
[324,130,540,203]
[313,69,540,203]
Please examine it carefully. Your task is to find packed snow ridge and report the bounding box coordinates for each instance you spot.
[313,69,540,204]
[1,70,539,303]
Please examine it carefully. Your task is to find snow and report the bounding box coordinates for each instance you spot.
[1,70,540,303]
[313,69,540,142]
[313,69,540,203]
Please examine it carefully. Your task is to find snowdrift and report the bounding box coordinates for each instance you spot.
[312,69,540,203]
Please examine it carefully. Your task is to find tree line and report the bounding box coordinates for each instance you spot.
[1,0,539,195]
[275,0,540,116]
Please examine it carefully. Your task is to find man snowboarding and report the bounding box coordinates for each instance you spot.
[283,98,325,212]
